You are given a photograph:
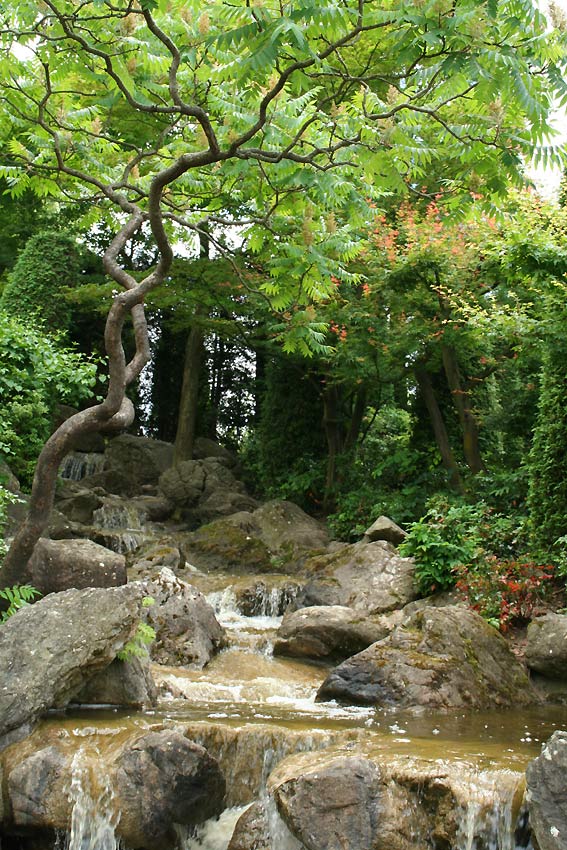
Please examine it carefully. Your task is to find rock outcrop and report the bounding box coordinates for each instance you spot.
[363,515,407,545]
[3,729,226,850]
[105,434,174,489]
[526,730,567,850]
[72,656,157,709]
[0,584,144,745]
[267,750,526,850]
[317,606,538,710]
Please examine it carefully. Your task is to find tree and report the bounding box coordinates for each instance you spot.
[0,0,565,583]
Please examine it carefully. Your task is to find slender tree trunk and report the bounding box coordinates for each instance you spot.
[415,366,464,493]
[173,323,205,464]
[441,345,485,474]
[0,209,165,586]
[322,385,345,512]
[344,388,367,451]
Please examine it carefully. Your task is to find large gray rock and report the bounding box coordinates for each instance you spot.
[72,656,157,708]
[273,606,389,662]
[317,606,538,710]
[54,488,104,524]
[105,434,174,489]
[228,801,270,850]
[0,584,143,744]
[193,437,238,467]
[145,568,226,667]
[180,513,273,573]
[526,614,567,679]
[252,501,329,561]
[159,458,246,507]
[298,540,418,614]
[26,537,126,594]
[526,730,567,850]
[114,730,226,848]
[3,729,226,850]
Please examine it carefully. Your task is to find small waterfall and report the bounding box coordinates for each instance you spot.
[64,749,119,850]
[60,452,106,481]
[92,500,147,554]
[454,770,527,850]
[265,797,304,850]
[242,583,298,618]
[181,806,251,850]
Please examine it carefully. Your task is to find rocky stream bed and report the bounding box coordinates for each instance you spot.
[2,435,567,850]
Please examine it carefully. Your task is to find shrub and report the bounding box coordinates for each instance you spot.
[455,558,554,631]
[0,585,41,622]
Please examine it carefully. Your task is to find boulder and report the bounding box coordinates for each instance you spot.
[113,730,226,848]
[105,434,174,489]
[273,606,389,662]
[272,756,382,850]
[4,729,226,850]
[72,656,157,708]
[0,458,20,494]
[252,500,329,562]
[298,541,418,614]
[159,458,246,509]
[81,467,139,497]
[316,606,538,710]
[0,584,144,744]
[526,614,567,679]
[145,568,226,667]
[526,730,567,850]
[193,437,239,468]
[129,541,183,581]
[26,537,126,595]
[363,515,406,545]
[193,488,259,525]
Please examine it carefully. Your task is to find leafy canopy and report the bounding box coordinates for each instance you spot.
[1,0,566,353]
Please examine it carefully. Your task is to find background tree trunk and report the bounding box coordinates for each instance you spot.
[415,366,464,493]
[441,345,485,474]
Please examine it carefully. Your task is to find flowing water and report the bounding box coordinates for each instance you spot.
[21,571,567,850]
[59,453,106,481]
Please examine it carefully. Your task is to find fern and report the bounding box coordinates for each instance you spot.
[0,585,41,623]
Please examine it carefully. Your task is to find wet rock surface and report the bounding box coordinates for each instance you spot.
[273,605,389,662]
[144,568,227,667]
[114,730,226,848]
[2,728,226,850]
[317,606,538,710]
[526,730,567,850]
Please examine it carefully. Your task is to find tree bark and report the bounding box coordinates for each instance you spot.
[415,366,464,493]
[322,384,345,512]
[441,345,485,474]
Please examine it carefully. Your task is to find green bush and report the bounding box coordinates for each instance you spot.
[399,497,526,595]
[0,230,79,332]
[0,311,98,485]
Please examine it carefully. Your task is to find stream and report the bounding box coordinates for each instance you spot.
[27,570,567,850]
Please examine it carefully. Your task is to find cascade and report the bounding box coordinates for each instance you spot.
[60,452,106,481]
[64,748,119,850]
[91,500,147,553]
